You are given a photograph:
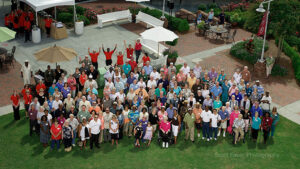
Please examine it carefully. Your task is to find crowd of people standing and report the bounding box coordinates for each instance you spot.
[11,40,280,151]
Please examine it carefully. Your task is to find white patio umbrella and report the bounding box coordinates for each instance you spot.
[126,0,150,3]
[140,26,178,56]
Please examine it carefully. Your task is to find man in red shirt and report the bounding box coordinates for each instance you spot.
[116,51,124,66]
[88,47,101,70]
[135,39,142,63]
[142,53,151,66]
[124,40,134,59]
[36,80,46,94]
[102,44,117,66]
[44,15,52,37]
[28,11,34,25]
[128,57,137,72]
[24,16,31,43]
[12,13,19,38]
[18,10,25,34]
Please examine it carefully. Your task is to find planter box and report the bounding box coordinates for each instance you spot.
[75,21,84,35]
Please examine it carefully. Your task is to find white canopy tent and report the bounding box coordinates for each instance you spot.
[19,0,76,25]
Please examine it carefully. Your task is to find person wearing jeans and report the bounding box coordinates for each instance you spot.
[50,118,62,150]
[210,109,221,140]
[201,106,212,141]
[134,39,142,63]
[28,104,38,136]
[67,114,79,146]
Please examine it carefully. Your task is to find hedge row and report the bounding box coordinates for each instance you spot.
[230,38,268,64]
[277,39,300,83]
[140,7,190,33]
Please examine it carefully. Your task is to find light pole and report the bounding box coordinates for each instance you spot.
[161,0,166,19]
[256,0,273,62]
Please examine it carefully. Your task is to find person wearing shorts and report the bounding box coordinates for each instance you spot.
[134,122,143,148]
[109,115,119,146]
[218,106,229,137]
[171,109,181,144]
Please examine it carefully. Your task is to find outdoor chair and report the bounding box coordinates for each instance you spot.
[224,29,237,44]
[6,46,16,58]
[204,24,213,39]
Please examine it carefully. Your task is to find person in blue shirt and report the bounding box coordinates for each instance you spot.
[250,101,263,118]
[221,80,230,105]
[231,89,243,105]
[252,80,264,99]
[128,106,140,137]
[270,107,279,137]
[56,78,64,92]
[129,79,139,91]
[213,96,222,110]
[251,111,261,142]
[210,82,222,100]
[166,103,175,120]
[143,61,153,76]
[122,61,131,76]
[48,83,58,96]
[245,83,253,97]
[218,106,229,137]
[217,70,226,83]
[126,72,136,88]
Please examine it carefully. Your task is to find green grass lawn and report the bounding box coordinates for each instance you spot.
[0,111,299,169]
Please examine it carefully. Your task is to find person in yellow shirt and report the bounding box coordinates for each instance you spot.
[187,72,197,89]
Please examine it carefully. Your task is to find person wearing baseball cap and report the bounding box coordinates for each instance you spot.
[183,107,195,142]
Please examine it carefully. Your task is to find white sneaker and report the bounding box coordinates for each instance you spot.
[198,133,200,138]
[162,142,165,148]
[202,137,205,140]
[214,138,217,141]
[210,137,212,140]
[207,138,210,142]
[166,142,169,148]
[217,131,220,137]
[72,144,76,147]
[223,132,226,137]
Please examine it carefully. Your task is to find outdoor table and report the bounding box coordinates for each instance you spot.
[210,25,228,40]
[50,23,68,40]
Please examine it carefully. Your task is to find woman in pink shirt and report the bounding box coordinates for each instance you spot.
[227,106,240,134]
[135,39,142,63]
[57,114,66,126]
[158,106,168,123]
[160,116,171,148]
[67,75,77,98]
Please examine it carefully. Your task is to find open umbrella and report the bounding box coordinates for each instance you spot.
[126,0,150,3]
[0,27,16,43]
[140,26,178,56]
[141,26,178,42]
[34,44,77,64]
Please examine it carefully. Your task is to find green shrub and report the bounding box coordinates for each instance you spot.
[230,13,242,23]
[230,38,269,64]
[277,39,300,83]
[285,35,300,52]
[178,19,190,33]
[271,64,288,76]
[57,12,73,23]
[198,4,207,11]
[77,15,90,25]
[175,64,183,73]
[140,7,190,33]
[166,38,178,46]
[163,49,178,59]
[197,21,205,30]
[207,3,218,9]
[68,5,86,15]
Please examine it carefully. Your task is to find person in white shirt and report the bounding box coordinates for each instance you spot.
[193,62,202,78]
[21,60,32,85]
[260,92,272,113]
[44,110,53,126]
[84,75,98,89]
[150,68,160,80]
[78,96,91,111]
[201,106,212,141]
[210,109,221,140]
[89,114,101,149]
[104,67,114,81]
[137,78,146,89]
[233,69,242,84]
[180,62,190,75]
[67,114,79,146]
[109,115,119,146]
[116,89,125,103]
[52,96,62,111]
[105,78,114,90]
[37,106,45,125]
[147,76,157,89]
[139,107,149,120]
[103,108,113,142]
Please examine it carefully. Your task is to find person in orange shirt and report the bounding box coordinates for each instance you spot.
[12,14,19,38]
[102,44,117,66]
[44,15,52,37]
[142,53,150,66]
[88,47,101,70]
[24,16,31,42]
[124,40,134,59]
[116,51,124,66]
[135,39,142,63]
[4,14,10,28]
[18,12,25,35]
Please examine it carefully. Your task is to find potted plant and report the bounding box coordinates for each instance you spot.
[75,17,84,35]
[197,21,205,36]
[230,13,241,27]
[164,49,179,66]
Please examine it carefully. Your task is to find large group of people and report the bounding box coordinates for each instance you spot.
[11,40,279,151]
